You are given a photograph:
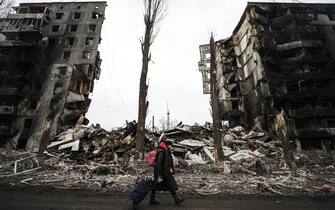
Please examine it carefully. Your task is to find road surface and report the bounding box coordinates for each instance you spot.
[0,186,334,210]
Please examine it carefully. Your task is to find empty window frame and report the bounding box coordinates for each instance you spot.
[88,24,96,32]
[92,12,99,19]
[24,119,33,129]
[52,25,60,32]
[30,101,37,110]
[82,51,92,59]
[70,25,78,32]
[18,7,28,14]
[73,12,81,19]
[59,66,67,75]
[85,37,94,45]
[66,37,75,46]
[328,120,335,127]
[55,82,63,89]
[56,13,64,19]
[63,51,71,59]
[48,38,56,46]
[76,81,82,92]
[29,6,45,14]
[35,83,42,91]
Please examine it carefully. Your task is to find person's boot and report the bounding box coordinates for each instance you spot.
[132,203,139,210]
[172,193,184,205]
[149,192,160,205]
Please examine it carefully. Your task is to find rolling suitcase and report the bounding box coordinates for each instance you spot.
[130,178,154,205]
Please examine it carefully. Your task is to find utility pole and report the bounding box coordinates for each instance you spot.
[209,35,224,164]
[166,103,170,130]
[152,116,155,132]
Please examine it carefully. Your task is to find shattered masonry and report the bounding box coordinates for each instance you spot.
[0,2,106,151]
[198,2,335,153]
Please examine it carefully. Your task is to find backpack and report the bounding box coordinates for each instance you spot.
[146,149,162,167]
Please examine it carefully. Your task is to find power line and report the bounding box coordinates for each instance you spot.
[100,44,135,120]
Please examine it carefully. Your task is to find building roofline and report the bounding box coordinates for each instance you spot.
[233,1,335,34]
[247,1,335,6]
[18,1,107,5]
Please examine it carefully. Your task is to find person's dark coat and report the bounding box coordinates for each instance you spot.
[153,142,178,191]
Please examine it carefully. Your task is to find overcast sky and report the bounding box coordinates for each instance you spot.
[17,0,335,129]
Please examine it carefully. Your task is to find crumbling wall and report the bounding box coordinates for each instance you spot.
[199,2,335,154]
[0,1,106,152]
[213,38,243,127]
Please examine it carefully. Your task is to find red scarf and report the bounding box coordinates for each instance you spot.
[159,142,168,150]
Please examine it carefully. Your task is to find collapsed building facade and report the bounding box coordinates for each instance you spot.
[0,1,106,151]
[199,2,335,154]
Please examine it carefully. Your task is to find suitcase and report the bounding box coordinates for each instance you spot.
[130,179,154,205]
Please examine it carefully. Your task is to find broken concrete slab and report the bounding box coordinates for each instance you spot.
[229,150,256,162]
[203,146,214,162]
[185,152,207,165]
[179,139,205,147]
[58,140,80,151]
[66,91,85,103]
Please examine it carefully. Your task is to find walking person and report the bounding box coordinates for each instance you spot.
[149,140,184,205]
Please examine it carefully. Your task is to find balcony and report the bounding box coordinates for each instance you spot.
[0,87,24,98]
[296,128,335,138]
[0,13,44,39]
[0,106,16,115]
[289,108,335,118]
[278,88,335,99]
[0,123,17,136]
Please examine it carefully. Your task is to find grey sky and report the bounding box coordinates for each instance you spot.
[16,0,335,129]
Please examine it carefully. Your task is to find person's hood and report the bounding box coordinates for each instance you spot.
[159,142,169,150]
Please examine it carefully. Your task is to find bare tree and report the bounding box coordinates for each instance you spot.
[0,0,14,18]
[136,0,167,159]
[209,34,224,164]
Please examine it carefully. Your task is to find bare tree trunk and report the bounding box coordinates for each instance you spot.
[136,23,150,159]
[136,0,167,160]
[275,110,296,170]
[209,35,224,164]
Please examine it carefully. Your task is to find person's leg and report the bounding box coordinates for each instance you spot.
[170,190,184,205]
[132,201,139,210]
[149,190,160,205]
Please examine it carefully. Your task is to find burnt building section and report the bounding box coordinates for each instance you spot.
[0,2,106,151]
[199,2,335,154]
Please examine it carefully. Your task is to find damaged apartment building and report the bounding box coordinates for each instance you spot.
[0,1,106,151]
[199,2,335,154]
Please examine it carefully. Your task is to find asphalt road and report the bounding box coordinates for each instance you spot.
[0,186,334,210]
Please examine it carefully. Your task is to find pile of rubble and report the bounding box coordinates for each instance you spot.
[163,124,283,177]
[42,122,312,177]
[46,123,157,165]
[0,122,334,197]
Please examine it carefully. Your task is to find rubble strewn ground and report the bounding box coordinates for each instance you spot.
[0,123,334,197]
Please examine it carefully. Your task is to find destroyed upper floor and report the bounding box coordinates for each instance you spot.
[198,2,335,152]
[0,2,106,151]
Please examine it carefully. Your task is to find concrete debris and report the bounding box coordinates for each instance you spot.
[0,150,40,177]
[0,122,333,197]
[58,140,80,151]
[229,150,256,162]
[179,139,205,147]
[195,183,221,196]
[185,152,207,165]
